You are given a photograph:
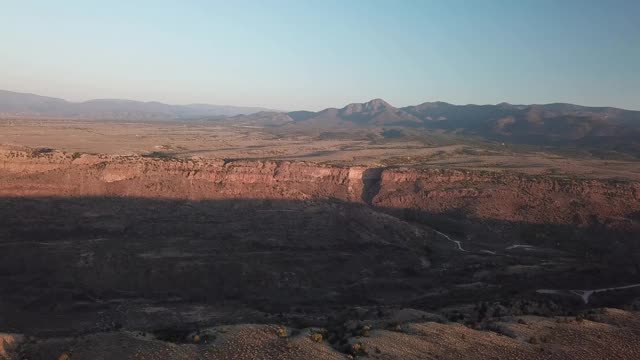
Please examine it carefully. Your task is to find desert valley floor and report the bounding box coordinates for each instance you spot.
[0,118,639,359]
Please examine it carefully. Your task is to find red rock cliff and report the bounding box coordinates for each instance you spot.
[0,148,638,226]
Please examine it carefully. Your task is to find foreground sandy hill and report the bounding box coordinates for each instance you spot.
[3,308,640,359]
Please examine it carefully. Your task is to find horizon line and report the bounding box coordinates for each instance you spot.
[2,88,638,113]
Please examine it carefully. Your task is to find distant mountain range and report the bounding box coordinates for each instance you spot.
[0,90,274,120]
[3,89,639,152]
[231,98,640,149]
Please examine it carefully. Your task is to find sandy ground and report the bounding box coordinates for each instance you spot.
[1,119,640,359]
[1,118,639,180]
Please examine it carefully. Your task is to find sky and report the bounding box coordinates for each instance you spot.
[1,0,639,111]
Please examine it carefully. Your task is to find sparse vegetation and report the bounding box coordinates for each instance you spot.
[276,326,288,338]
[350,342,367,356]
[30,147,54,156]
[142,151,177,159]
[310,332,323,343]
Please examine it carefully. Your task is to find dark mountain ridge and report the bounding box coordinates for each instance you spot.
[288,98,422,127]
[277,99,640,148]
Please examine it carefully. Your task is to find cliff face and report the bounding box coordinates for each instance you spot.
[0,149,367,202]
[0,148,638,226]
[374,168,640,225]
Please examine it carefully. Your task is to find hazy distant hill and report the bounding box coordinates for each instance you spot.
[0,90,273,120]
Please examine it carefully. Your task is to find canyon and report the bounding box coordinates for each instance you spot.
[1,146,639,359]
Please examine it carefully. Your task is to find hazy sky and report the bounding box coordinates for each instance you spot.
[1,0,639,110]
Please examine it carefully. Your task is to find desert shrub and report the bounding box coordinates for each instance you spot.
[349,323,372,338]
[386,322,403,332]
[31,147,54,156]
[482,322,517,338]
[350,342,368,356]
[382,129,405,139]
[276,326,288,338]
[477,301,489,321]
[310,332,323,343]
[143,151,176,159]
[446,311,466,323]
[361,325,371,337]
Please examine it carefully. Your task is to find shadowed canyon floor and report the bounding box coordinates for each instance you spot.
[1,147,639,359]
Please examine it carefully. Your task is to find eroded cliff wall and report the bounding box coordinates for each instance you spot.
[1,148,638,226]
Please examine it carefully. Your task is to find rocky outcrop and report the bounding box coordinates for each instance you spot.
[0,333,23,358]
